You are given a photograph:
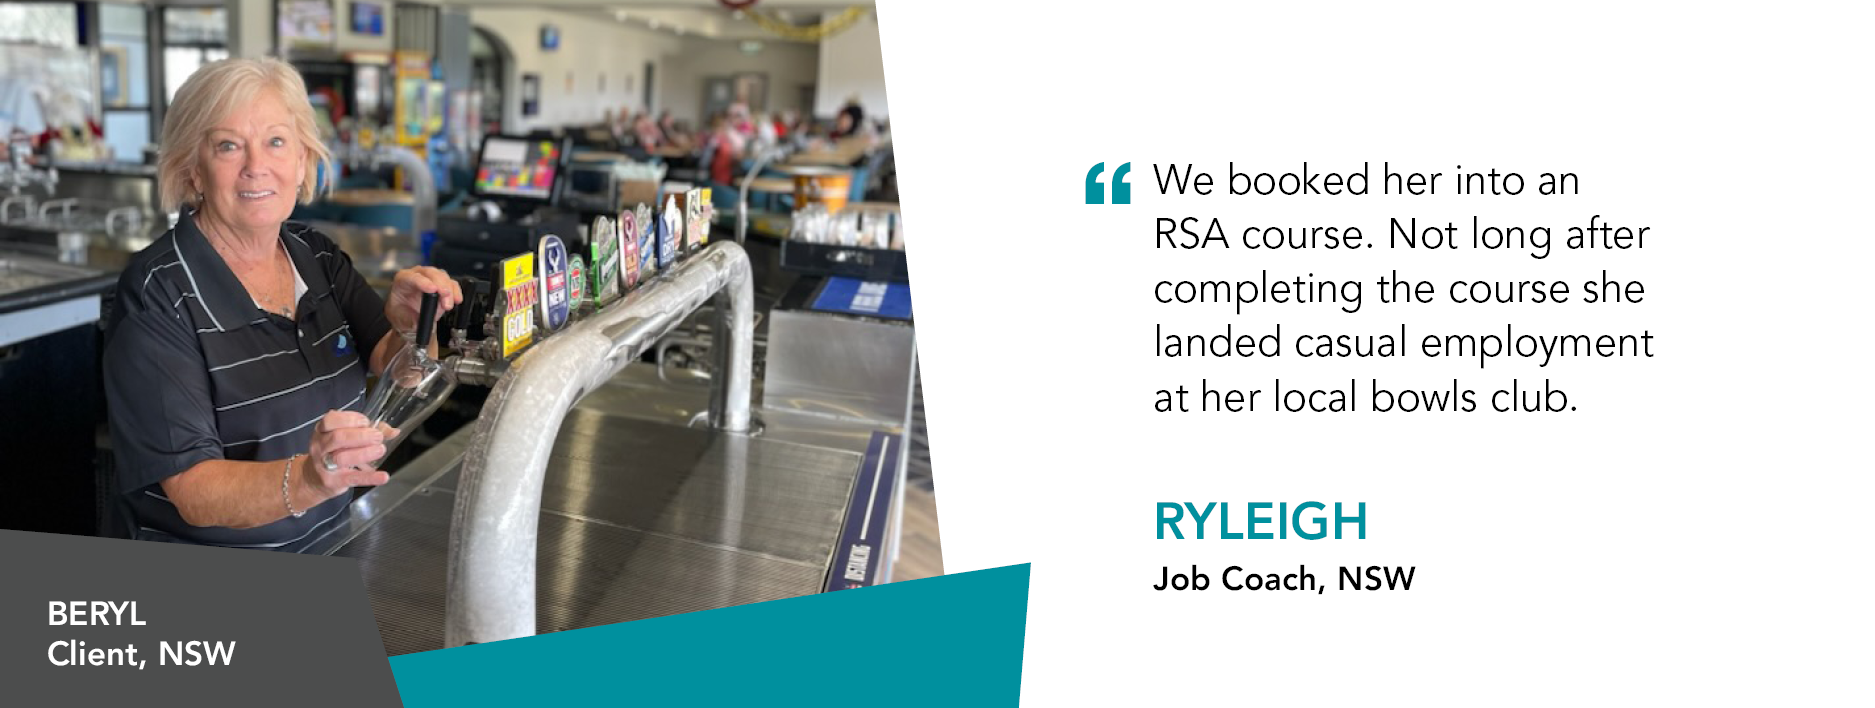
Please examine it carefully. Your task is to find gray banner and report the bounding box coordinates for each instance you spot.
[0,530,401,706]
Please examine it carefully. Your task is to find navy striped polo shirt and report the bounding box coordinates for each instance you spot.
[104,210,392,551]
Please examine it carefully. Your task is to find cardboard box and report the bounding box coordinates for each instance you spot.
[618,179,661,210]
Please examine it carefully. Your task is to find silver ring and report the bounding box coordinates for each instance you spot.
[321,452,338,473]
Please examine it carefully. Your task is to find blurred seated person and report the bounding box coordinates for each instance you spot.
[773,110,795,140]
[667,120,697,152]
[728,102,754,139]
[610,107,632,142]
[830,100,866,140]
[704,114,748,185]
[753,113,780,155]
[634,112,664,151]
[657,110,677,140]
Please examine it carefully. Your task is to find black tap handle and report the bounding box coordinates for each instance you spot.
[452,276,479,331]
[449,276,482,346]
[415,292,439,348]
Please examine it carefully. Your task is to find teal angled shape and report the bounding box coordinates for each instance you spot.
[1085,162,1106,204]
[389,563,1032,706]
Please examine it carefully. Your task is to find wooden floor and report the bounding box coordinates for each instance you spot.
[886,371,944,583]
[890,485,944,582]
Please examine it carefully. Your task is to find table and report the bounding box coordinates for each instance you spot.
[744,177,796,194]
[571,151,633,163]
[767,164,847,176]
[782,152,859,167]
[327,188,416,206]
[741,177,796,213]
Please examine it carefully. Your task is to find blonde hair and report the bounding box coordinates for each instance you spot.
[158,57,331,213]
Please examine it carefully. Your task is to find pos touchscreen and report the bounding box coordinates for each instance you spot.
[473,135,566,204]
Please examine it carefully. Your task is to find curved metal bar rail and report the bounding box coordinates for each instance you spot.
[443,241,754,647]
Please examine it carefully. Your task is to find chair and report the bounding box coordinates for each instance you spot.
[859,145,894,202]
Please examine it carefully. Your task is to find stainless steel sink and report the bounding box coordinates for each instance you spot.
[0,253,103,296]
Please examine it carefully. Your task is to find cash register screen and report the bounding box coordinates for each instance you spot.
[474,136,561,201]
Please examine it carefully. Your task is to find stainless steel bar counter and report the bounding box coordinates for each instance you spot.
[300,241,885,655]
[311,396,865,656]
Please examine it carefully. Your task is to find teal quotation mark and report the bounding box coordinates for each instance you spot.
[1085,162,1132,205]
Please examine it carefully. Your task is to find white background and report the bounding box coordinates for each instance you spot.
[881,1,1872,703]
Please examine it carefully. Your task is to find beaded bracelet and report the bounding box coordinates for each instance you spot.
[283,454,307,519]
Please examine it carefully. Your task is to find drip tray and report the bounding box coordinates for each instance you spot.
[330,415,863,656]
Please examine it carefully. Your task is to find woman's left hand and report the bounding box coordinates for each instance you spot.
[385,266,462,335]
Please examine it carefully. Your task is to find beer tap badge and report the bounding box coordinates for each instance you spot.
[636,204,656,276]
[537,235,572,332]
[620,209,641,290]
[498,252,536,359]
[568,253,586,310]
[684,188,703,252]
[698,187,713,248]
[659,195,681,269]
[591,215,620,303]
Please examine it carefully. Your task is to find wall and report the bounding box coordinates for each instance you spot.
[436,8,471,92]
[469,8,680,134]
[228,1,395,58]
[228,6,840,132]
[815,12,887,119]
[661,36,819,124]
[229,0,270,58]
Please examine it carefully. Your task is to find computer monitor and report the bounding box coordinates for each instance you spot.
[473,134,567,205]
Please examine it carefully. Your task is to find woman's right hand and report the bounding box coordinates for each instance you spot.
[302,410,396,499]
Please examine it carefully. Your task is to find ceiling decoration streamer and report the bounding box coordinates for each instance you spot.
[743,6,870,42]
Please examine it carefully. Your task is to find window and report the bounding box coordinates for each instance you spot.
[0,4,84,155]
[100,2,153,161]
[0,3,77,48]
[162,7,230,105]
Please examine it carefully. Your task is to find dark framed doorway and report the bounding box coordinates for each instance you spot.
[468,25,508,136]
[642,61,654,114]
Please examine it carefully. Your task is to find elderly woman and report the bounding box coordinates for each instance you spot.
[104,58,460,551]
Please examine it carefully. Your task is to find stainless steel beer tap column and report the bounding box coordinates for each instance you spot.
[443,241,755,648]
[736,146,790,244]
[327,130,436,240]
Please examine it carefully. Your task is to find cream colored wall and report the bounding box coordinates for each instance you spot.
[470,8,681,134]
[661,36,819,124]
[227,1,394,58]
[230,0,271,58]
[231,5,855,133]
[815,12,887,119]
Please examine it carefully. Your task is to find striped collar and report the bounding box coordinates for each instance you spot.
[174,209,331,332]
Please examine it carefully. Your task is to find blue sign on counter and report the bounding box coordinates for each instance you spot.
[537,235,571,332]
[826,430,902,592]
[810,277,912,320]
